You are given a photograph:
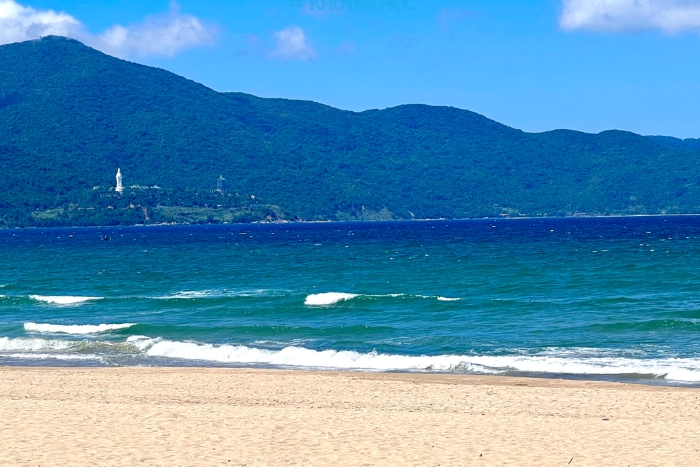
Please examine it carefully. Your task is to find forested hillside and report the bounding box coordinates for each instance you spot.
[0,36,699,227]
[648,136,700,152]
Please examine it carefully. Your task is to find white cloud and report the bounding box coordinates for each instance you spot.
[0,0,82,44]
[0,0,216,58]
[560,0,700,33]
[270,26,317,61]
[94,3,216,58]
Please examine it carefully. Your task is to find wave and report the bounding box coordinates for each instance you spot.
[139,339,494,372]
[0,353,103,361]
[305,293,359,306]
[126,335,150,342]
[132,339,700,382]
[0,337,75,351]
[24,322,136,334]
[3,334,700,383]
[304,292,462,306]
[154,289,286,300]
[29,295,103,305]
[584,318,700,333]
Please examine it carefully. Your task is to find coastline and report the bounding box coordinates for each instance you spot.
[1,367,697,466]
[6,211,700,231]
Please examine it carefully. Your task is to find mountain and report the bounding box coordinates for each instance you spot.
[647,136,700,152]
[1,36,699,227]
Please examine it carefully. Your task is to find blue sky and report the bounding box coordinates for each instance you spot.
[3,0,699,137]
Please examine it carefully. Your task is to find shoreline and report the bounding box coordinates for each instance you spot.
[1,365,698,391]
[1,362,697,389]
[2,366,697,465]
[5,211,700,231]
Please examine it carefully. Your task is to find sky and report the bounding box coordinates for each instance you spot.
[1,0,699,138]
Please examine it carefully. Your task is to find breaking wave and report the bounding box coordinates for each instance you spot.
[29,295,103,305]
[24,322,136,334]
[1,334,700,382]
[305,293,359,306]
[154,289,286,300]
[0,337,75,352]
[129,339,700,382]
[304,292,462,306]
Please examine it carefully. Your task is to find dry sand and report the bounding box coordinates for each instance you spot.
[1,367,699,466]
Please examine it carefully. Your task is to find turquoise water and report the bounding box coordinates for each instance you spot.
[2,218,700,385]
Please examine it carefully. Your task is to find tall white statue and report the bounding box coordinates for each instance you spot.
[116,168,124,193]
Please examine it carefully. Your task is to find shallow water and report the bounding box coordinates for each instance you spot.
[2,217,700,385]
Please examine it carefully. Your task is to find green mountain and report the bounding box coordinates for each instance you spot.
[648,136,700,152]
[1,36,699,227]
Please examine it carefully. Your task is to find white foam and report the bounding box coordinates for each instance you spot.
[24,322,136,334]
[142,340,489,371]
[156,289,280,300]
[437,297,462,302]
[2,353,102,361]
[29,295,103,305]
[158,291,215,299]
[126,335,150,342]
[473,355,700,383]
[0,337,75,351]
[134,340,700,382]
[305,293,359,306]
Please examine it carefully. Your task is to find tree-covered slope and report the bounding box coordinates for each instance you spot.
[648,136,700,152]
[0,36,699,226]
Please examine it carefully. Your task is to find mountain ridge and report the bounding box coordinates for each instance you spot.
[0,36,699,227]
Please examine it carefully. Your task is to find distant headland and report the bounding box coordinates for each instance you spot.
[0,36,699,228]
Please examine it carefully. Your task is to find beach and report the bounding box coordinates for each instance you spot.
[1,367,698,466]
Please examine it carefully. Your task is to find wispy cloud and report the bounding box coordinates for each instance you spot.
[560,0,700,33]
[0,0,216,58]
[270,26,317,61]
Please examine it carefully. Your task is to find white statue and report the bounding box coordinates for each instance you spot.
[116,168,124,193]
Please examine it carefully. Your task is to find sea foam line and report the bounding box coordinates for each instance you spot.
[155,289,286,300]
[133,339,700,382]
[0,337,75,352]
[24,322,136,335]
[1,353,103,361]
[304,292,462,306]
[29,295,103,305]
[2,335,700,382]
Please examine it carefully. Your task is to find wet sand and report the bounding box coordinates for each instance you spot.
[1,367,699,466]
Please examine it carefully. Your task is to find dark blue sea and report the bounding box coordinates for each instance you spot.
[2,217,700,385]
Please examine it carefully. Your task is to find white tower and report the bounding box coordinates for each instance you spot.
[116,168,124,193]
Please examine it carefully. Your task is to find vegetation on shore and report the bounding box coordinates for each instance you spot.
[1,36,699,228]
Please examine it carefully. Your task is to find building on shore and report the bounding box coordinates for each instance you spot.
[116,168,124,193]
[216,175,226,193]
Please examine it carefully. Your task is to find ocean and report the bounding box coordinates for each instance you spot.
[1,217,700,385]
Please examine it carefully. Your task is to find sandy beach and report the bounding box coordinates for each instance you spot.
[0,368,698,466]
